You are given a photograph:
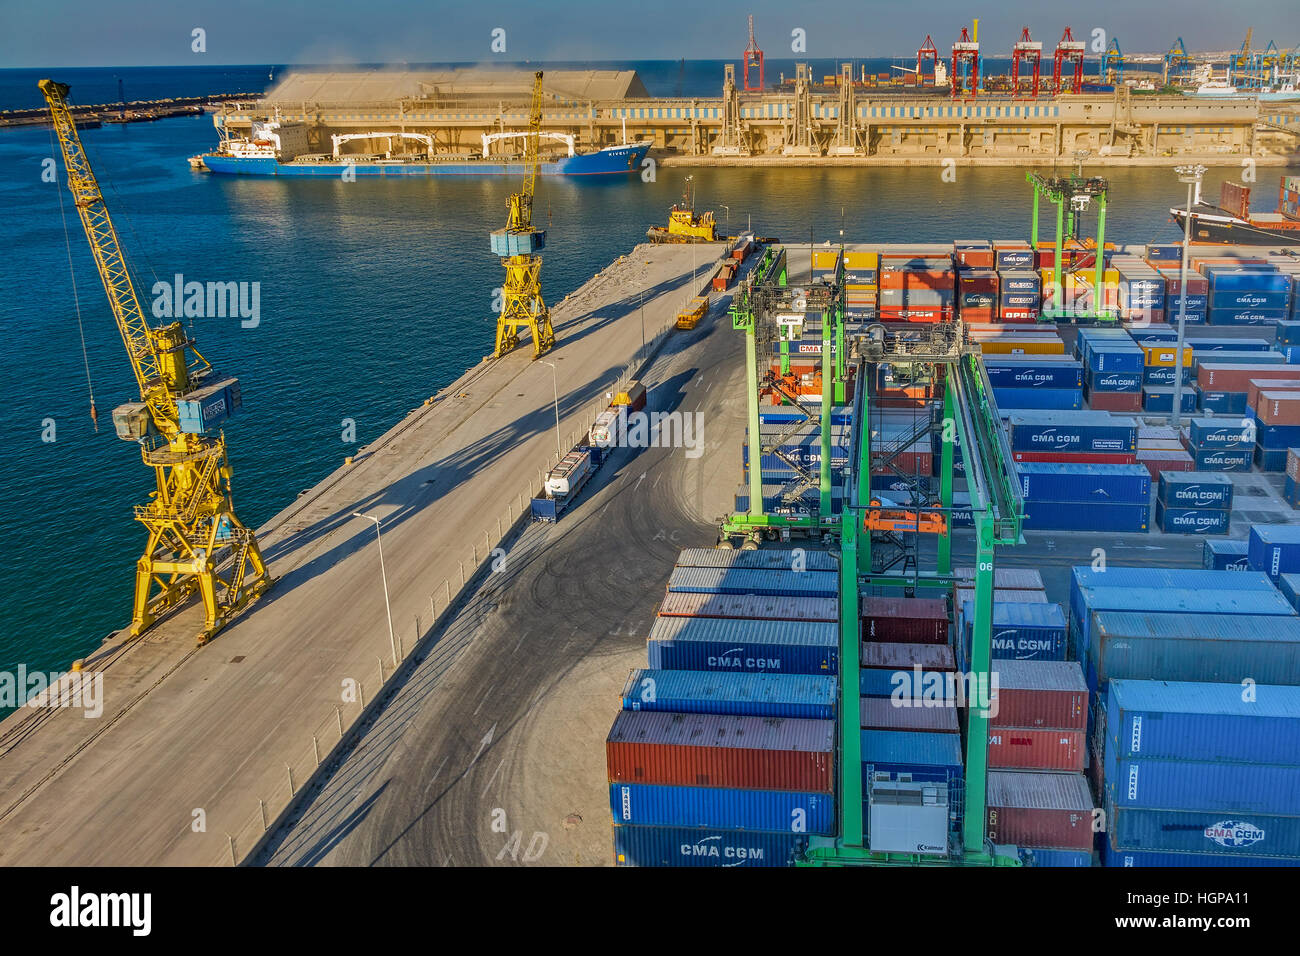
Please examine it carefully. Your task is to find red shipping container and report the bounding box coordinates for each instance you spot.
[956,250,996,269]
[861,641,955,671]
[1257,390,1300,425]
[605,711,834,792]
[1199,363,1300,392]
[999,309,1041,323]
[656,590,838,621]
[989,660,1087,730]
[960,308,996,323]
[988,727,1085,771]
[861,596,949,644]
[1086,389,1142,413]
[1162,274,1208,295]
[1247,378,1300,410]
[860,697,959,732]
[1013,450,1137,464]
[1136,450,1195,479]
[986,771,1095,850]
[872,450,932,472]
[958,270,1000,292]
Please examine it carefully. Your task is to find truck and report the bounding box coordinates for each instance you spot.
[531,446,603,522]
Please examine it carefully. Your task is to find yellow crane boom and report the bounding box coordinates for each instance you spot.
[40,78,271,645]
[491,70,555,359]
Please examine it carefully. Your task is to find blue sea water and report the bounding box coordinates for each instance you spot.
[1,65,1295,690]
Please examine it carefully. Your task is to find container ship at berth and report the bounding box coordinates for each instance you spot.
[1173,176,1300,245]
[196,124,649,177]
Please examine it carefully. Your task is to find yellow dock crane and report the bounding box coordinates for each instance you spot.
[491,70,555,359]
[40,79,271,645]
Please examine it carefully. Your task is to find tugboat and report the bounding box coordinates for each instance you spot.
[1171,176,1300,245]
[647,176,720,243]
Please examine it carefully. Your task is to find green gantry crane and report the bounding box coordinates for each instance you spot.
[1027,170,1112,322]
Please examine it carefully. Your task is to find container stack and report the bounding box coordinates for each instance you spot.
[1007,410,1138,466]
[1198,361,1300,415]
[1111,255,1166,325]
[1252,389,1300,472]
[998,269,1042,324]
[1080,335,1144,413]
[1100,680,1300,866]
[969,328,1065,356]
[609,548,843,867]
[1180,416,1253,472]
[878,252,956,324]
[1134,338,1196,413]
[1287,449,1300,508]
[1274,321,1300,363]
[1204,265,1292,327]
[1016,462,1150,533]
[987,771,1095,867]
[1247,524,1300,582]
[984,355,1083,411]
[843,251,879,321]
[1154,471,1232,535]
[1136,422,1194,478]
[1203,538,1250,570]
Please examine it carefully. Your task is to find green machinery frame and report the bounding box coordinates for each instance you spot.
[724,245,849,538]
[1027,171,1114,323]
[800,325,1026,867]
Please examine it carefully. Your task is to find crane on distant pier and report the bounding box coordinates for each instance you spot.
[39,78,271,645]
[490,70,555,359]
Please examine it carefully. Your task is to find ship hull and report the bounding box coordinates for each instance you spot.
[1171,208,1300,246]
[201,143,649,178]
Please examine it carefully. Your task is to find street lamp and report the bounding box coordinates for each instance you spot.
[1170,163,1206,429]
[352,512,397,666]
[719,203,730,226]
[540,361,563,460]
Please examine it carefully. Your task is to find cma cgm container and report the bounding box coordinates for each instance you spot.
[1090,612,1300,688]
[989,660,1087,730]
[1101,841,1296,868]
[646,616,838,674]
[1188,417,1252,449]
[1017,462,1150,504]
[986,771,1094,850]
[960,600,1067,662]
[1157,471,1233,508]
[666,567,839,598]
[673,547,838,572]
[984,357,1084,389]
[1021,500,1149,533]
[1008,411,1138,453]
[612,825,807,867]
[1106,680,1300,765]
[1106,806,1300,860]
[620,669,837,719]
[1155,502,1229,534]
[656,591,837,623]
[861,597,948,644]
[605,711,835,792]
[1248,524,1300,581]
[1203,538,1249,570]
[609,783,834,834]
[861,730,963,785]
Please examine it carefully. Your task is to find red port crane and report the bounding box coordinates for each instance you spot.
[951,27,980,98]
[743,14,765,92]
[1011,27,1043,97]
[917,34,938,83]
[1052,27,1086,95]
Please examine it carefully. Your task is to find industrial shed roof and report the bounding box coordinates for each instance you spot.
[262,69,649,105]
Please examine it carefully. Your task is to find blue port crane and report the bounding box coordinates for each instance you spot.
[1099,37,1125,86]
[1163,38,1192,84]
[39,78,272,645]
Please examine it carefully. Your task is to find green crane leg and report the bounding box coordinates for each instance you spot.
[780,336,791,377]
[839,513,863,847]
[746,325,763,518]
[1053,199,1065,319]
[1030,188,1039,247]
[819,314,833,521]
[962,517,995,853]
[1094,197,1108,320]
[834,309,847,405]
[937,373,955,575]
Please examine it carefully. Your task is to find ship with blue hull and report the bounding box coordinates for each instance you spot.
[194,122,650,178]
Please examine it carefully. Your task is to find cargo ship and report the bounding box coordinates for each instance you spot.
[1172,177,1300,244]
[193,121,650,177]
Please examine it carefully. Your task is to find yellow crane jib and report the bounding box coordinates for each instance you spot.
[40,78,272,646]
[490,70,555,359]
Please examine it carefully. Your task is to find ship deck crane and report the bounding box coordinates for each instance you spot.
[40,79,271,645]
[743,14,765,92]
[490,70,555,359]
[1011,27,1043,97]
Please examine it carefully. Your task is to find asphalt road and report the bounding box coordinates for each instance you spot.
[257,277,749,866]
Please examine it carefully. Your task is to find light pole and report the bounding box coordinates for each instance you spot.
[352,512,397,666]
[639,288,645,356]
[540,361,563,460]
[720,203,730,227]
[1170,163,1206,429]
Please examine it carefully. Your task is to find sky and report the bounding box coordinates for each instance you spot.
[3,0,1296,68]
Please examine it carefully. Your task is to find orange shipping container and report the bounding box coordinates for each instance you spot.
[1198,364,1300,392]
[1257,391,1300,426]
[1247,378,1300,410]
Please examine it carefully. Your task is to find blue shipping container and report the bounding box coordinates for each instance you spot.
[612,825,807,867]
[984,359,1084,389]
[1008,411,1138,453]
[646,616,839,675]
[1189,337,1272,352]
[1188,418,1252,449]
[861,730,963,784]
[1101,840,1295,867]
[1209,288,1291,310]
[1196,390,1249,415]
[1190,446,1252,471]
[1256,446,1288,472]
[1202,267,1289,292]
[1203,538,1249,570]
[1108,805,1300,859]
[620,669,837,719]
[1018,462,1150,504]
[1208,306,1290,326]
[1141,387,1197,414]
[1104,753,1300,815]
[1251,416,1300,451]
[1085,370,1143,392]
[1157,471,1233,508]
[609,783,834,834]
[1107,679,1300,764]
[1088,344,1145,375]
[1142,365,1194,386]
[1021,847,1093,867]
[1248,524,1300,581]
[1022,501,1149,533]
[860,668,959,699]
[961,599,1067,661]
[992,387,1082,410]
[1154,501,1230,534]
